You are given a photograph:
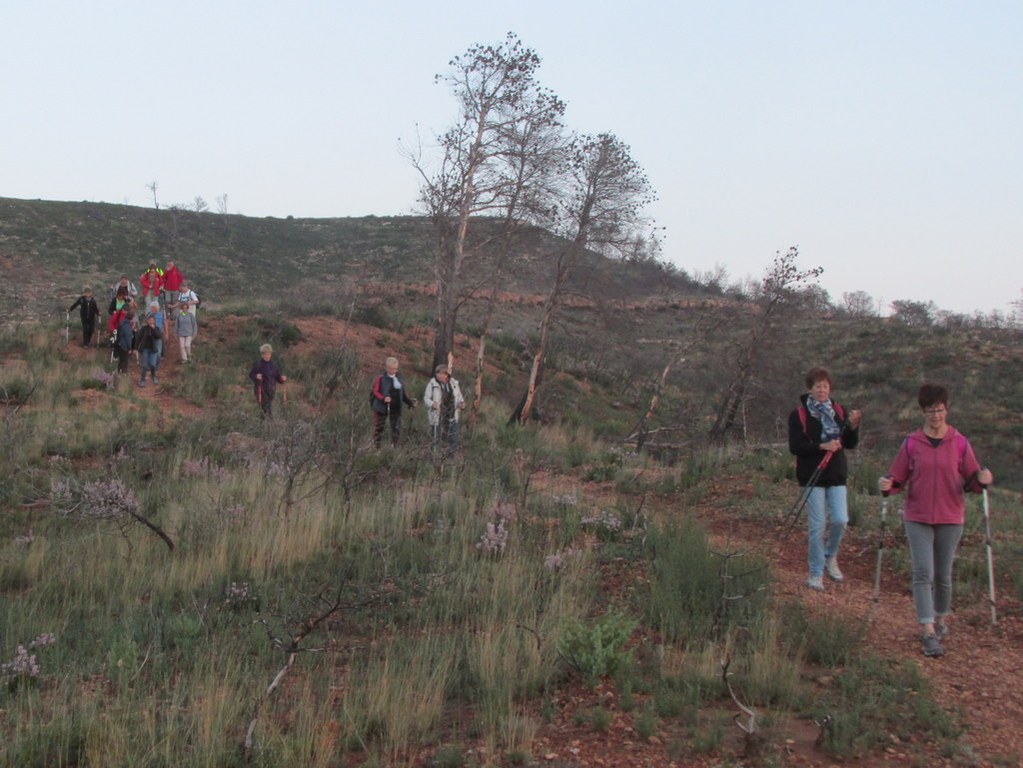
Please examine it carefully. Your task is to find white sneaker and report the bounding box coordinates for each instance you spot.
[825,556,844,582]
[806,575,825,591]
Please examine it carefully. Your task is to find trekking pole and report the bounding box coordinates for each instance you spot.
[981,482,997,626]
[873,490,890,600]
[282,380,288,404]
[64,311,70,346]
[781,451,834,537]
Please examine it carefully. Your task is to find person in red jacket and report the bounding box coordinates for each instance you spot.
[139,262,164,307]
[879,383,993,658]
[161,259,183,328]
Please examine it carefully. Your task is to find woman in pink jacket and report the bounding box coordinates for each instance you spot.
[879,383,993,658]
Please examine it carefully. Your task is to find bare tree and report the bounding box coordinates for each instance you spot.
[708,247,822,441]
[841,289,875,317]
[404,32,565,371]
[146,181,159,210]
[468,102,567,425]
[214,193,229,230]
[510,133,657,425]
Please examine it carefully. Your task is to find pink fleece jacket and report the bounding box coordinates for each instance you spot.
[886,427,983,525]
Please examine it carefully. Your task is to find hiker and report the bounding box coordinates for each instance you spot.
[173,279,200,327]
[107,288,133,339]
[249,343,287,418]
[139,262,164,307]
[788,366,861,592]
[134,313,162,386]
[114,309,136,374]
[161,259,183,328]
[175,294,197,366]
[878,384,993,658]
[111,274,138,301]
[423,364,465,455]
[67,287,100,347]
[108,285,130,318]
[370,356,416,446]
[145,301,165,360]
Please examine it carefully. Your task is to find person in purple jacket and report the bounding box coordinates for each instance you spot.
[879,383,993,658]
[249,344,287,419]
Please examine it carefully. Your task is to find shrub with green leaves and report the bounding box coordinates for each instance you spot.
[557,611,637,686]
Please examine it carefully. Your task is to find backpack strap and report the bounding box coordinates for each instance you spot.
[798,402,847,436]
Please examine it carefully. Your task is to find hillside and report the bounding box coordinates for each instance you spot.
[1,195,1021,489]
[0,196,708,321]
[3,196,1023,766]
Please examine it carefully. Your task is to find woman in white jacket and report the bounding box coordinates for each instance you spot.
[423,364,465,455]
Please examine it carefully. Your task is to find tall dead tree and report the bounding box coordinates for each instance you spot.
[510,133,656,425]
[708,247,823,441]
[404,32,565,372]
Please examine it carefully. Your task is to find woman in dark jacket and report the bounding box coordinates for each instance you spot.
[370,356,416,446]
[249,344,287,418]
[788,366,861,591]
[67,287,100,347]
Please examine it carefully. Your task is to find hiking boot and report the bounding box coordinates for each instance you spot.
[921,633,944,658]
[935,622,949,639]
[806,575,825,592]
[825,556,844,582]
[137,380,145,388]
[152,376,158,385]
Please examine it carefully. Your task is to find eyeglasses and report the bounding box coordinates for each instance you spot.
[923,407,947,415]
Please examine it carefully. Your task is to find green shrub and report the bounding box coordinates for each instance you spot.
[557,611,637,686]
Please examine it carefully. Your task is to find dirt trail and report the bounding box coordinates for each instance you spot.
[698,496,1023,766]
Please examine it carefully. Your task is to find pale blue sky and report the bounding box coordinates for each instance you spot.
[2,1,1020,315]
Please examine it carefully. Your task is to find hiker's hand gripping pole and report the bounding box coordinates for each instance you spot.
[782,450,834,538]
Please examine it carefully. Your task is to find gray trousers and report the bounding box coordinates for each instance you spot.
[903,520,964,625]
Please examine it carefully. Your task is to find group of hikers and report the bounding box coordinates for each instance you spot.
[789,366,994,658]
[248,352,465,455]
[66,260,200,385]
[66,276,996,657]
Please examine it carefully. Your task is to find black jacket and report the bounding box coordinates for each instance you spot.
[788,394,859,487]
[68,295,100,322]
[371,372,415,415]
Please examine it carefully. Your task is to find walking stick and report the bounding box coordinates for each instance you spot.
[64,311,70,346]
[782,451,834,537]
[282,380,288,404]
[873,490,889,600]
[982,484,997,626]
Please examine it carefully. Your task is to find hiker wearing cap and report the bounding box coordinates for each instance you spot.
[370,356,416,446]
[139,262,164,307]
[788,366,861,593]
[67,287,100,347]
[879,383,993,658]
[423,364,466,455]
[249,344,287,418]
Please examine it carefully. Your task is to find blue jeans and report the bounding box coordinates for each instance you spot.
[904,521,963,625]
[139,349,160,381]
[806,485,848,577]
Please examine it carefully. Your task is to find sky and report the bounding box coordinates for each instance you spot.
[2,1,1020,316]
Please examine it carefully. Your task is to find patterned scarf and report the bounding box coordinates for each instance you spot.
[805,396,841,441]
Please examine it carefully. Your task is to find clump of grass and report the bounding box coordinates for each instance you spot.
[780,602,862,667]
[816,654,962,757]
